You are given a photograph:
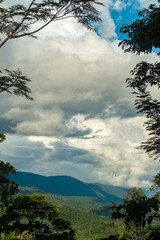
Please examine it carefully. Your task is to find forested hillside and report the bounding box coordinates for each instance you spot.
[19,186,124,240]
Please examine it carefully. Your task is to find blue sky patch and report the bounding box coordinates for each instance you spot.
[110,2,141,40]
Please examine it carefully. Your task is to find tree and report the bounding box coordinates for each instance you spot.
[147,225,160,240]
[0,160,19,213]
[0,0,102,48]
[119,1,160,55]
[109,188,159,240]
[0,69,33,100]
[119,1,160,187]
[0,193,76,240]
[96,233,130,240]
[0,161,76,239]
[0,132,6,142]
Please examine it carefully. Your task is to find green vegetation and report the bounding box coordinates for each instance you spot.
[20,186,109,212]
[0,0,102,48]
[61,206,115,240]
[0,160,19,213]
[109,188,160,239]
[1,194,76,240]
[0,168,125,240]
[18,186,159,240]
[19,186,117,240]
[0,161,76,239]
[1,184,160,240]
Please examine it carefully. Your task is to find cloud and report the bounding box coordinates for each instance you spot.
[137,0,158,8]
[0,0,159,188]
[113,0,127,11]
[1,112,159,188]
[1,32,158,136]
[0,134,100,182]
[94,0,117,39]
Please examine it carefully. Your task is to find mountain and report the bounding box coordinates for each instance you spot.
[10,171,127,202]
[88,183,127,202]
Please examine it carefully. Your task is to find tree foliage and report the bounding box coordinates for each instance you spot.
[129,85,160,161]
[0,160,19,213]
[0,132,6,142]
[119,0,160,55]
[109,188,160,240]
[147,225,160,240]
[126,61,160,89]
[0,0,103,48]
[0,161,76,239]
[152,173,160,189]
[126,62,160,164]
[0,69,33,100]
[0,193,76,239]
[96,233,130,240]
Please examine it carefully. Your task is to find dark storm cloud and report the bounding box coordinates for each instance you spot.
[61,100,106,118]
[0,136,50,168]
[49,141,99,165]
[65,128,92,138]
[101,98,137,119]
[0,135,99,170]
[0,119,16,134]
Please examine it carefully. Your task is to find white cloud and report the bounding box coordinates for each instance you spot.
[137,0,158,8]
[0,31,159,188]
[1,113,159,188]
[63,114,159,187]
[36,19,88,42]
[95,1,117,39]
[2,0,117,42]
[0,0,159,188]
[27,136,60,151]
[113,0,125,10]
[0,33,141,137]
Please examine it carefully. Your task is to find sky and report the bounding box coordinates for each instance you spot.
[0,0,159,188]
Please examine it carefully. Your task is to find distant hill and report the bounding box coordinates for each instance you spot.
[88,183,127,202]
[10,171,127,202]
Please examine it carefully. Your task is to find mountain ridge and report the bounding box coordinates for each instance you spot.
[10,171,127,202]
